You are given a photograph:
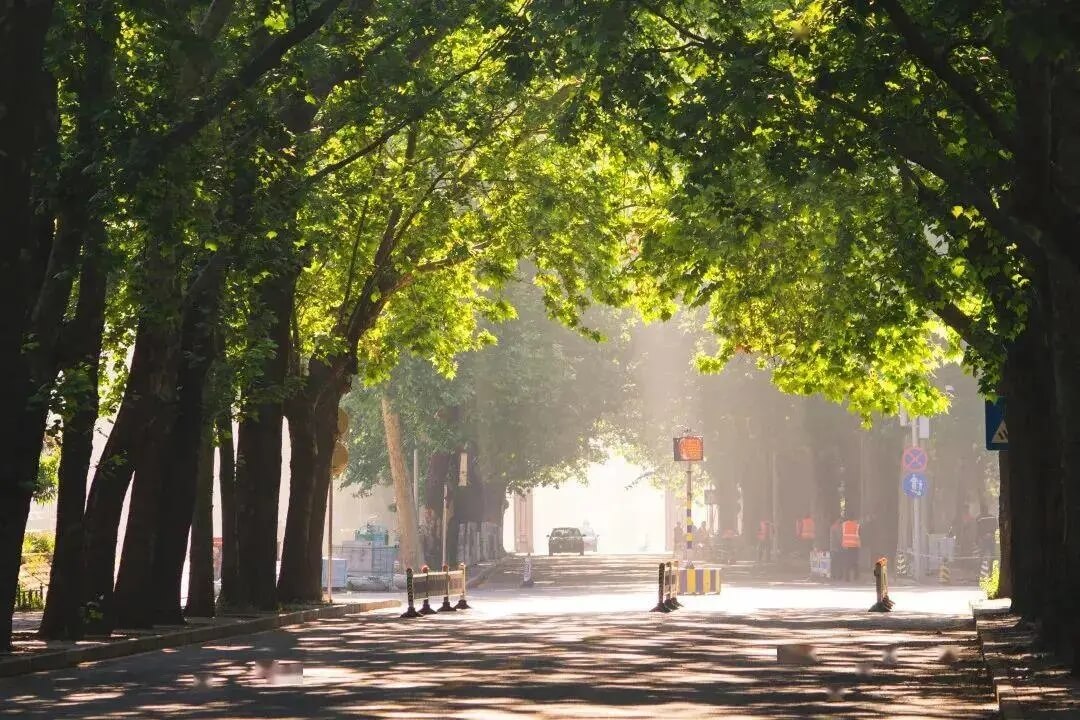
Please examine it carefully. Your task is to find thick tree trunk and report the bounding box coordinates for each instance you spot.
[151,288,220,624]
[184,423,216,618]
[1001,295,1057,620]
[278,390,318,602]
[278,357,348,603]
[112,318,182,628]
[233,270,296,610]
[234,408,284,611]
[1045,262,1080,666]
[381,394,421,570]
[303,382,347,600]
[216,415,239,607]
[0,0,59,654]
[80,330,152,627]
[40,230,107,640]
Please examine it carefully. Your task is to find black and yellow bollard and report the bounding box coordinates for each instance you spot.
[664,561,678,610]
[418,565,437,615]
[651,562,671,612]
[868,557,894,612]
[399,568,421,618]
[438,564,457,611]
[939,558,951,585]
[455,562,471,610]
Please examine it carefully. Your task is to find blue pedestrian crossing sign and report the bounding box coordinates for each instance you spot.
[903,472,928,498]
[985,398,1007,451]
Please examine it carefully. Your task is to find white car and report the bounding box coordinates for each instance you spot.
[581,529,599,553]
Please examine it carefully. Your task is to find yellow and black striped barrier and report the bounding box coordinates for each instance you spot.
[399,564,470,619]
[680,566,722,595]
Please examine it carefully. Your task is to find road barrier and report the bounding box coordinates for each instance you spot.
[651,561,681,612]
[868,558,895,612]
[680,563,722,595]
[399,564,470,619]
[809,551,831,579]
[939,559,951,585]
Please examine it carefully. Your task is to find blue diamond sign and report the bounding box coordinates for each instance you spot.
[903,472,928,498]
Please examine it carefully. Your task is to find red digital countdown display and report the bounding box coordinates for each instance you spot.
[673,435,704,462]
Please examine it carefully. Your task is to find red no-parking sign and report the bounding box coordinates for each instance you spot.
[901,446,928,472]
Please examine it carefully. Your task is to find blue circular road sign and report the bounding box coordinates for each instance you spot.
[903,472,928,498]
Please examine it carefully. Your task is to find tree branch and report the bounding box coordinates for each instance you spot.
[304,37,505,185]
[131,0,347,180]
[876,0,1016,155]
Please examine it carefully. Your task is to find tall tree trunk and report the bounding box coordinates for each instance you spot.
[151,286,220,624]
[40,228,107,640]
[184,421,216,617]
[1045,262,1080,666]
[233,270,296,610]
[303,380,348,600]
[37,0,116,640]
[216,415,239,607]
[80,328,152,627]
[0,0,59,654]
[112,318,181,628]
[278,389,318,602]
[278,357,348,603]
[381,394,421,570]
[1001,294,1056,620]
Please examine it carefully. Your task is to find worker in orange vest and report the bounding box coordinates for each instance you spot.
[841,517,862,581]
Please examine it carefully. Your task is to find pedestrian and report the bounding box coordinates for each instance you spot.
[841,517,862,582]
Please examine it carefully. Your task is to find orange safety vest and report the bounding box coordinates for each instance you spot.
[799,517,815,540]
[841,520,861,548]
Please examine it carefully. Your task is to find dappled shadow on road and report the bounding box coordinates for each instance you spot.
[0,601,996,719]
[483,553,669,594]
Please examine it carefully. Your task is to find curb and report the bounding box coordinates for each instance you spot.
[972,604,1025,720]
[0,599,399,678]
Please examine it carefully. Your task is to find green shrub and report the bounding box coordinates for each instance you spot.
[22,531,55,558]
[980,560,1000,599]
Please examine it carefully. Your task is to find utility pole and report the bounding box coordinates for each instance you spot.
[911,420,922,582]
[413,446,420,566]
[441,481,448,568]
[326,480,334,603]
[685,461,693,567]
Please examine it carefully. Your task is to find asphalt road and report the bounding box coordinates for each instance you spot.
[0,554,995,719]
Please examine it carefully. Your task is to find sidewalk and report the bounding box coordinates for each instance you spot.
[974,599,1080,718]
[2,598,398,677]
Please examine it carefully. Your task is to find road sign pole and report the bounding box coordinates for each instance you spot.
[685,463,694,567]
[441,482,448,568]
[911,423,922,583]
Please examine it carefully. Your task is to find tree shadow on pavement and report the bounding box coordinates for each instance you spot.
[0,602,997,719]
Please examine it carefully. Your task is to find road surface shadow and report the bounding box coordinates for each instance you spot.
[0,603,996,719]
